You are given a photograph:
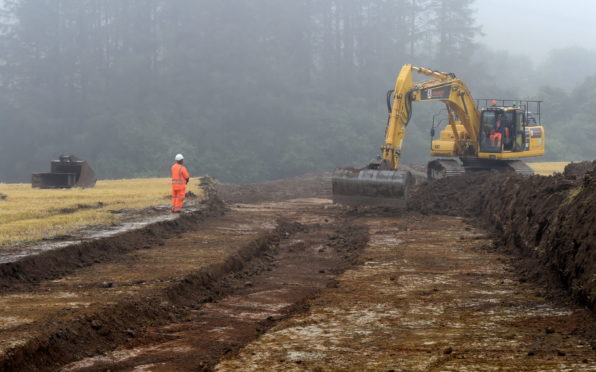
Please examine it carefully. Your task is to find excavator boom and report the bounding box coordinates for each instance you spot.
[331,64,545,207]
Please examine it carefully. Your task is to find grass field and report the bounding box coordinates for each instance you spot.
[527,161,570,176]
[0,162,574,247]
[0,178,203,246]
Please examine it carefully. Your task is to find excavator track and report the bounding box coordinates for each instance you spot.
[461,158,535,176]
[427,159,465,180]
[502,159,535,176]
[428,159,534,181]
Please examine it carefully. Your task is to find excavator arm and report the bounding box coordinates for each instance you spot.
[381,65,480,169]
[332,63,544,207]
[333,64,482,208]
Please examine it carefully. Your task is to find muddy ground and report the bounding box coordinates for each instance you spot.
[0,166,594,371]
[409,163,596,310]
[215,172,333,204]
[216,213,594,371]
[0,190,368,371]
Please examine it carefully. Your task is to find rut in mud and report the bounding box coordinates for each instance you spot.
[61,210,367,371]
[0,191,367,371]
[216,213,595,371]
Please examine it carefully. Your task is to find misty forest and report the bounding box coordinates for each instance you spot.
[0,0,594,183]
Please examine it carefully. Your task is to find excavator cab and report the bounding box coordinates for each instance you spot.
[477,100,543,156]
[479,108,522,153]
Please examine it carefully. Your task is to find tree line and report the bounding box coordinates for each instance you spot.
[0,0,594,183]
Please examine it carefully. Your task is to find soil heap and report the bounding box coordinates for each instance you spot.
[564,160,596,178]
[409,163,596,310]
[216,172,332,203]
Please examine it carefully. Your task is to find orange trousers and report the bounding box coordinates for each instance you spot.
[489,132,502,147]
[172,187,186,211]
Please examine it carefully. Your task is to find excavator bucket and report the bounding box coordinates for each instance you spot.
[32,155,97,189]
[332,168,414,208]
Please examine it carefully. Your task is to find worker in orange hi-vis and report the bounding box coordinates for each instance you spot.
[171,154,190,213]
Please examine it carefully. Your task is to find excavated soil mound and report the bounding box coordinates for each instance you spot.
[409,164,596,310]
[407,171,499,217]
[564,160,596,178]
[216,172,332,203]
[486,169,595,310]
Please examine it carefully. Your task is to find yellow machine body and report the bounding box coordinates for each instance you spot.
[387,65,545,168]
[332,64,546,206]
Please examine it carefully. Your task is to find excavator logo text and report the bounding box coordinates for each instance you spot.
[421,86,451,100]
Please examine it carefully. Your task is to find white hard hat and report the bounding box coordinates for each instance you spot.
[175,154,184,161]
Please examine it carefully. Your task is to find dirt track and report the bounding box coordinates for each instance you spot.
[216,213,594,371]
[0,167,595,371]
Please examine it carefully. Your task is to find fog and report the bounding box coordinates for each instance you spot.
[0,0,594,184]
[476,0,596,61]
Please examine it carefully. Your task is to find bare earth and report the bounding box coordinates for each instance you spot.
[0,170,594,371]
[216,213,594,371]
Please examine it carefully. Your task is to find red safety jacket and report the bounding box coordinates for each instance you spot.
[171,163,189,190]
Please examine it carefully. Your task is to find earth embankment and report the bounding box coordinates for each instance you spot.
[409,163,596,310]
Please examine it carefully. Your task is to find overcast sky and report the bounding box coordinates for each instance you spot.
[475,0,596,61]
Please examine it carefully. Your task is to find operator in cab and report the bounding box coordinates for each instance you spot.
[489,114,505,147]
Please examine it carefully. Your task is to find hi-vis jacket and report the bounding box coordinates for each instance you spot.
[171,163,189,189]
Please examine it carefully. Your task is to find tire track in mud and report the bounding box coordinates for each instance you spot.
[215,213,595,371]
[0,211,278,371]
[60,209,368,371]
[0,198,366,372]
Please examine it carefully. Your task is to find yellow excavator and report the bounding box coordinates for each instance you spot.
[332,64,545,207]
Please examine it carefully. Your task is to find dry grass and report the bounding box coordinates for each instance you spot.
[527,162,570,176]
[0,162,574,246]
[0,178,203,246]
